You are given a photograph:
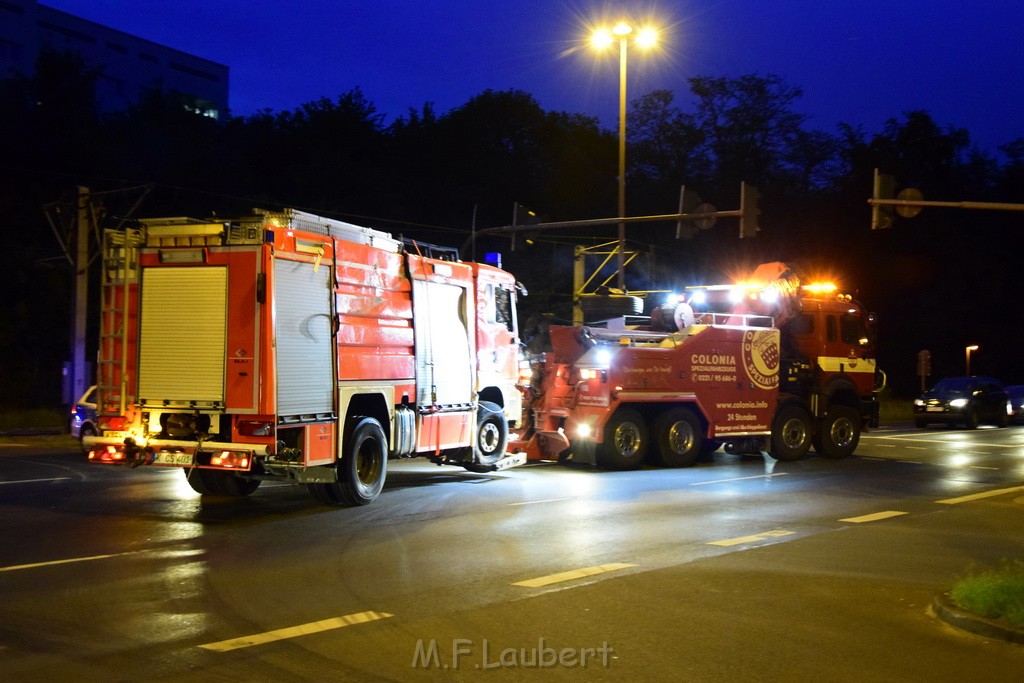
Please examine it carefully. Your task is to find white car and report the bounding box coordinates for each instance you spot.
[69,385,97,440]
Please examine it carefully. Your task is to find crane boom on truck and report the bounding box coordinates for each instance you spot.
[84,208,525,505]
[510,262,882,469]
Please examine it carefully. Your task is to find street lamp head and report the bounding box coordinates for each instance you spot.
[612,22,633,37]
[590,28,614,50]
[635,27,658,48]
[591,22,659,51]
[966,345,979,351]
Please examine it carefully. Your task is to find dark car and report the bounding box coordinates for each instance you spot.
[1006,385,1024,424]
[69,385,97,440]
[914,376,1009,429]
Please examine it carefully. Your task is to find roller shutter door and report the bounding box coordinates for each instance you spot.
[138,266,227,406]
[275,259,334,419]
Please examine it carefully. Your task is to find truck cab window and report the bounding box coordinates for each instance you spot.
[494,285,514,332]
[840,313,867,346]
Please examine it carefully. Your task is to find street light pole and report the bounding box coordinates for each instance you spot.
[966,345,978,376]
[616,29,628,291]
[589,22,658,292]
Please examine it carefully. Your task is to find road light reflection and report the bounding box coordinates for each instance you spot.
[121,558,210,645]
[948,453,973,468]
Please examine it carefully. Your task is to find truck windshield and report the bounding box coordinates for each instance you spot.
[840,313,870,347]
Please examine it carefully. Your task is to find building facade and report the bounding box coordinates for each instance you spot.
[0,0,228,118]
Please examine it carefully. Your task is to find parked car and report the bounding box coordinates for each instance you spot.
[1006,385,1024,424]
[914,376,1009,429]
[69,385,97,440]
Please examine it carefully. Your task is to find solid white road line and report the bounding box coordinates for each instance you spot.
[839,511,908,523]
[512,563,637,588]
[0,477,72,485]
[936,485,1024,505]
[199,611,395,652]
[707,530,795,547]
[690,473,790,486]
[0,550,150,573]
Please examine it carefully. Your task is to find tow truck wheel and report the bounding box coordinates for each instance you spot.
[474,401,508,466]
[183,469,261,496]
[770,404,812,461]
[816,406,860,459]
[653,408,702,467]
[596,408,648,470]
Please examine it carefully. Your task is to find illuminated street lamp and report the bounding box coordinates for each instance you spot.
[590,21,659,290]
[965,345,979,376]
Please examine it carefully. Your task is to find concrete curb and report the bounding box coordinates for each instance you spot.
[932,592,1024,645]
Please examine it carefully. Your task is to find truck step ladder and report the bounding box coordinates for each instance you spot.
[96,228,142,417]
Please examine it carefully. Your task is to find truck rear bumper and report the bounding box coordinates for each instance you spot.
[84,434,269,470]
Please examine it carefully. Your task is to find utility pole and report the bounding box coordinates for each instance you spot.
[70,186,90,404]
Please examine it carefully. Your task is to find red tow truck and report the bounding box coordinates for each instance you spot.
[511,262,882,468]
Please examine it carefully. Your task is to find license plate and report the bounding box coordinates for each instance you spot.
[926,406,945,412]
[155,452,192,465]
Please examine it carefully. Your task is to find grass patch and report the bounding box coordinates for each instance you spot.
[951,560,1024,629]
[877,388,914,423]
[0,407,67,432]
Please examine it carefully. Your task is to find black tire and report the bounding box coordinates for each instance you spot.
[816,406,861,459]
[580,295,643,323]
[596,408,648,470]
[311,416,387,506]
[964,407,979,430]
[914,417,928,428]
[770,404,812,461]
[184,468,220,495]
[183,468,260,496]
[474,401,508,466]
[995,406,1009,428]
[80,424,96,440]
[653,408,702,467]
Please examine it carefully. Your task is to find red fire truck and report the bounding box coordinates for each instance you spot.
[84,209,524,504]
[511,262,882,469]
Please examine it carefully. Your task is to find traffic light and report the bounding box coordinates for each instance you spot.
[739,182,760,238]
[513,202,539,226]
[871,169,895,229]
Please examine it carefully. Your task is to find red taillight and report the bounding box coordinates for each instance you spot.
[88,445,125,462]
[209,451,250,469]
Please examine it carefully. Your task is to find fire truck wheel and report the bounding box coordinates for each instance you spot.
[653,408,702,467]
[770,404,812,461]
[183,469,261,496]
[815,406,860,459]
[307,418,387,505]
[475,401,509,466]
[338,416,388,505]
[596,408,649,470]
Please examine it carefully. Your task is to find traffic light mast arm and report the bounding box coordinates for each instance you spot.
[870,167,1024,230]
[868,198,1024,212]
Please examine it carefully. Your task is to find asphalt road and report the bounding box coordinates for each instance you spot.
[2,425,1023,681]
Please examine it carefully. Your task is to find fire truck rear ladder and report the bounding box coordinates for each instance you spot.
[96,228,143,417]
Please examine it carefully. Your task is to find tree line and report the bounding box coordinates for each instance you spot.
[2,49,1023,407]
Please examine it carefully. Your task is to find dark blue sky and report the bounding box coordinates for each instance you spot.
[47,1,1024,154]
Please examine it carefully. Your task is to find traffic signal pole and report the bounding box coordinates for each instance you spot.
[869,168,1024,229]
